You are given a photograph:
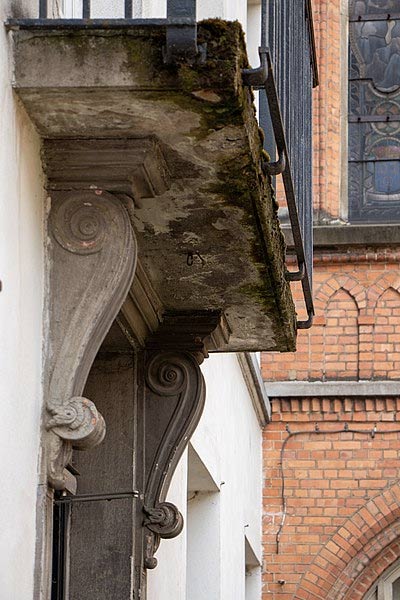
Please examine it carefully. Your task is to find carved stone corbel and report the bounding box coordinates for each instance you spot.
[137,312,220,572]
[45,190,137,489]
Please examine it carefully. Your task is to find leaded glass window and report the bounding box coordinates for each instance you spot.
[349,0,400,222]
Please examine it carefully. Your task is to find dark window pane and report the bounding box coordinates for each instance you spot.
[393,575,400,597]
[349,0,400,222]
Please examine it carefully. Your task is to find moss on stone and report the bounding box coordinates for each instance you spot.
[18,20,297,351]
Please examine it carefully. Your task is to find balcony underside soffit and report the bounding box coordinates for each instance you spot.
[10,20,296,351]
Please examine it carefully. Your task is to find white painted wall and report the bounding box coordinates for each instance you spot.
[147,452,188,600]
[186,491,221,599]
[200,354,262,599]
[0,2,45,598]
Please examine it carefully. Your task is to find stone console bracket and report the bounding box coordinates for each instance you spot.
[45,189,137,489]
[135,313,220,574]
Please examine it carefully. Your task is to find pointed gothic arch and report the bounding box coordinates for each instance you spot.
[314,275,366,314]
[294,481,400,600]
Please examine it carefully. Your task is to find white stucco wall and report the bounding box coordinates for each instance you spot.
[0,2,45,598]
[197,354,262,599]
[147,452,188,600]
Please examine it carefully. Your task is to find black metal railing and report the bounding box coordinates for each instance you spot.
[37,0,193,19]
[244,0,318,329]
[6,0,317,328]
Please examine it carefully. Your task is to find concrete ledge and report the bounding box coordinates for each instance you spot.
[265,381,400,397]
[283,224,400,248]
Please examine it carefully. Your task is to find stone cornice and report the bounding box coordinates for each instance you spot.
[265,381,400,398]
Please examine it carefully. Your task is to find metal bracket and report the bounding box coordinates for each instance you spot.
[163,0,206,65]
[163,27,206,65]
[297,313,314,330]
[285,262,305,282]
[262,149,286,176]
[242,50,268,88]
[54,491,140,504]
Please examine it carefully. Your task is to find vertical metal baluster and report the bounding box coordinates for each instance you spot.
[165,0,198,64]
[167,0,196,19]
[261,0,267,47]
[82,0,90,19]
[39,0,48,18]
[125,0,133,18]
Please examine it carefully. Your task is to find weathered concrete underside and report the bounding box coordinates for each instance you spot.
[10,20,296,351]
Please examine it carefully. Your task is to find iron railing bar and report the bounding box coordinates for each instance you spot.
[349,115,400,123]
[5,18,195,31]
[263,149,286,176]
[305,0,319,87]
[165,0,199,64]
[264,49,314,327]
[54,491,140,504]
[82,0,90,19]
[349,159,400,163]
[242,45,315,328]
[350,14,400,22]
[263,51,304,259]
[39,0,47,19]
[167,0,196,19]
[261,0,267,48]
[125,0,133,19]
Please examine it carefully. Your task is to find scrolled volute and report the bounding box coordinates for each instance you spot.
[144,502,184,539]
[45,190,137,489]
[145,352,189,396]
[51,194,108,255]
[46,396,106,450]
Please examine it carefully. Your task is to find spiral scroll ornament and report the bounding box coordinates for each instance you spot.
[143,502,184,569]
[51,194,109,255]
[46,396,106,449]
[144,502,184,539]
[145,352,190,396]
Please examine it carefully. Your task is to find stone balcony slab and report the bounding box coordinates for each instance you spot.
[9,20,296,351]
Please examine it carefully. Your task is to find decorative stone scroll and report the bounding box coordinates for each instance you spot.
[134,312,220,573]
[141,350,205,569]
[45,190,137,489]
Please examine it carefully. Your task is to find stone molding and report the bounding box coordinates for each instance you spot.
[265,381,400,398]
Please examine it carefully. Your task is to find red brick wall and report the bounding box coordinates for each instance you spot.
[262,255,400,382]
[261,0,400,597]
[311,0,342,220]
[263,397,400,599]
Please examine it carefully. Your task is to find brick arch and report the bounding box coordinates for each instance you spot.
[345,535,400,599]
[323,287,359,380]
[369,278,400,380]
[294,481,400,600]
[367,272,400,311]
[314,275,366,314]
